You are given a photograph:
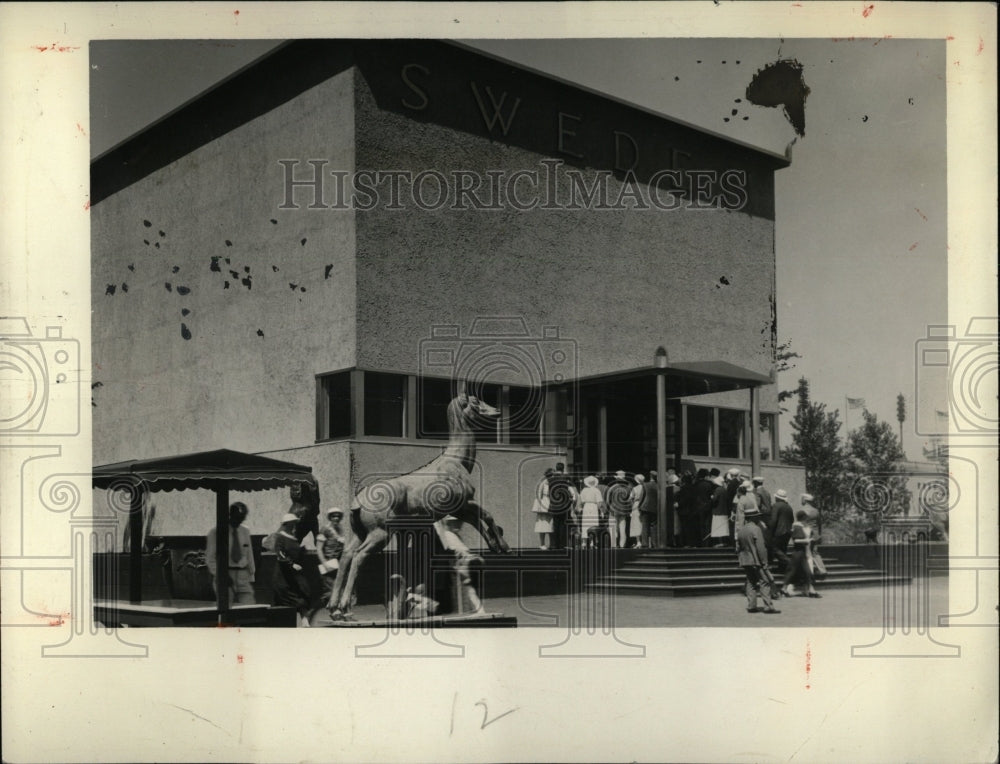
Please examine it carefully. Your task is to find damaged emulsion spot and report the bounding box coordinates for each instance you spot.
[716,276,731,289]
[105,284,116,296]
[746,59,810,137]
[181,323,192,340]
[325,265,334,279]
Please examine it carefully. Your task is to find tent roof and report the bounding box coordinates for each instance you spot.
[92,448,317,493]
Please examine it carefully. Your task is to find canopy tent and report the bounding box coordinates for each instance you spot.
[93,448,318,620]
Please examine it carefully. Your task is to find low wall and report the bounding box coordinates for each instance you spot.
[821,543,949,577]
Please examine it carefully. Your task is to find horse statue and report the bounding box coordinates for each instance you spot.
[326,392,511,620]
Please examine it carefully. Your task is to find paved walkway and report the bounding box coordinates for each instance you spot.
[326,576,949,629]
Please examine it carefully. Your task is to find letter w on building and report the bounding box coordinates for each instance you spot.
[470,82,522,136]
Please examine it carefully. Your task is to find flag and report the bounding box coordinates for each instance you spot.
[847,397,866,409]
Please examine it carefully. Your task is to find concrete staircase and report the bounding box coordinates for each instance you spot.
[587,547,907,597]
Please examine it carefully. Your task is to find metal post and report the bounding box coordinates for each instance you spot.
[750,386,761,479]
[215,488,230,619]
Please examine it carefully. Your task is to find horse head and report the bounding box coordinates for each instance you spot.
[448,393,500,432]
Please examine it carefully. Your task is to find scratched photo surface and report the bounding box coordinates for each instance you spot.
[2,6,996,764]
[86,37,948,630]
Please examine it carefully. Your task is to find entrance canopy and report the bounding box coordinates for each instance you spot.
[93,448,317,616]
[577,359,772,397]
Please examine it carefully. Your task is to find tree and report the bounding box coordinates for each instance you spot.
[775,339,802,413]
[896,393,906,450]
[780,377,850,519]
[846,409,911,517]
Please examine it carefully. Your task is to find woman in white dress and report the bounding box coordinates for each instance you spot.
[532,468,555,549]
[577,475,604,549]
[630,474,647,548]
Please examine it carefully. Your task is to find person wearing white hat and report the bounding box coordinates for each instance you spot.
[736,504,780,614]
[272,513,313,627]
[709,474,730,546]
[630,474,647,548]
[752,476,772,522]
[311,507,345,625]
[733,480,759,540]
[578,476,604,549]
[639,471,659,548]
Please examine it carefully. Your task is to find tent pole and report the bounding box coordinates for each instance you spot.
[129,485,145,603]
[216,488,230,622]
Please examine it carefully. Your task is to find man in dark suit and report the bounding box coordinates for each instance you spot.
[693,469,715,547]
[605,470,633,548]
[768,489,794,573]
[737,505,780,614]
[640,470,659,548]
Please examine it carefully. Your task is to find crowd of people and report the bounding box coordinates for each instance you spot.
[531,463,825,611]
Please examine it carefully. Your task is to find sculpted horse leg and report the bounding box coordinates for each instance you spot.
[327,531,360,618]
[335,526,389,616]
[452,501,510,554]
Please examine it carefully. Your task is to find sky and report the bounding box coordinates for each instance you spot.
[89,37,948,459]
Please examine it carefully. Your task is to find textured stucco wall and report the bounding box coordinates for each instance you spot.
[353,72,778,399]
[92,70,358,468]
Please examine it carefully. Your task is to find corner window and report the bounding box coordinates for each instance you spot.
[317,371,352,440]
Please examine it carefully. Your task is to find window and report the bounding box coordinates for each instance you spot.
[317,371,351,440]
[508,384,543,445]
[718,408,747,459]
[468,382,502,444]
[364,372,406,437]
[686,405,714,457]
[417,376,454,439]
[758,413,777,461]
